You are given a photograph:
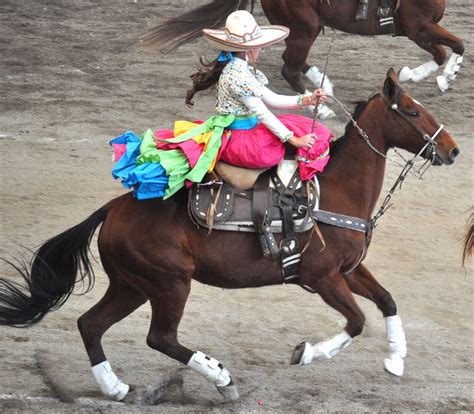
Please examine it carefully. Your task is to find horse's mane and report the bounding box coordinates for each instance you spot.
[141,0,255,51]
[330,100,370,157]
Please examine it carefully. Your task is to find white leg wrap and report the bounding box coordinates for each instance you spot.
[399,60,439,83]
[383,315,407,377]
[437,53,463,92]
[298,331,352,365]
[305,66,335,97]
[187,351,231,387]
[91,360,130,401]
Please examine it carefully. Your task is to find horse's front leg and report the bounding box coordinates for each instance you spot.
[346,264,407,377]
[290,272,365,366]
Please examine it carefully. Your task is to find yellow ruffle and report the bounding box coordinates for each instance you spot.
[173,120,219,171]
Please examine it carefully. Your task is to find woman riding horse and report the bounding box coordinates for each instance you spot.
[112,11,333,201]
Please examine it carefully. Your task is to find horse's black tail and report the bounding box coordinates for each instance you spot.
[141,0,255,52]
[0,208,108,327]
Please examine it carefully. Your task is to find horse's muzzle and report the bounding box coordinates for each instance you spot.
[434,145,460,166]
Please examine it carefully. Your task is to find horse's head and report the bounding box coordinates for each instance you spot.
[380,68,460,166]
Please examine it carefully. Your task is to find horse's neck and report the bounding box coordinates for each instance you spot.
[321,115,387,219]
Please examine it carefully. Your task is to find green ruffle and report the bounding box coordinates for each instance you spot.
[135,114,236,199]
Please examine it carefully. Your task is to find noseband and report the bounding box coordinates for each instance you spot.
[380,93,444,176]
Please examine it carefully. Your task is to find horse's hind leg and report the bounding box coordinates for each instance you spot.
[398,44,445,83]
[145,277,239,400]
[400,22,464,91]
[346,264,407,377]
[291,272,365,366]
[77,276,147,400]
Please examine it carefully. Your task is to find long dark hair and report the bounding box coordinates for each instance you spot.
[185,55,229,107]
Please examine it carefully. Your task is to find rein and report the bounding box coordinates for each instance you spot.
[328,93,444,228]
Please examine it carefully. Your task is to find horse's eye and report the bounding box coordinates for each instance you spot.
[410,111,419,117]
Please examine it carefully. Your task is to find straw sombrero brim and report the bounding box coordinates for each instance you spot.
[203,25,289,51]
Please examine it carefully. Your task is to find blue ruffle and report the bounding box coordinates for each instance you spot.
[110,131,169,200]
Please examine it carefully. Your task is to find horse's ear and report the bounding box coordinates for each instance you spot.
[382,68,401,102]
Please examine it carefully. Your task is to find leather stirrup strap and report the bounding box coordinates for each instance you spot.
[252,169,273,232]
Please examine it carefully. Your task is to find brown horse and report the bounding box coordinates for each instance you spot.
[144,0,464,95]
[0,70,460,402]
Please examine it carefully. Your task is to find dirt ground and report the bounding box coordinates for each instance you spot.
[0,0,473,412]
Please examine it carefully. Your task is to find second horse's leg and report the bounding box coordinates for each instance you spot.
[346,264,407,377]
[291,272,365,366]
[401,22,464,91]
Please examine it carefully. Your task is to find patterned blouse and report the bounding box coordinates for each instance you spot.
[216,57,269,116]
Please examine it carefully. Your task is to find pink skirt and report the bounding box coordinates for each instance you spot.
[220,114,333,181]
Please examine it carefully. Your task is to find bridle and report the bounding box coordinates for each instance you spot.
[328,92,445,228]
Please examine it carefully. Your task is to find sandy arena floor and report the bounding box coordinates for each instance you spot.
[0,0,473,412]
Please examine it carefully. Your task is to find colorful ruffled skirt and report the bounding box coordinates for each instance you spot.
[111,113,333,200]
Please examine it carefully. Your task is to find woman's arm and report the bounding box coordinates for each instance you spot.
[261,86,325,110]
[239,95,316,149]
[240,95,294,141]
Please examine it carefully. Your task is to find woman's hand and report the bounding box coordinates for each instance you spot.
[302,88,327,106]
[288,133,317,149]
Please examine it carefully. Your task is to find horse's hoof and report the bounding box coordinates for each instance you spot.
[436,75,450,92]
[122,385,137,403]
[216,378,240,401]
[114,383,130,401]
[290,341,313,365]
[383,356,404,378]
[398,66,413,83]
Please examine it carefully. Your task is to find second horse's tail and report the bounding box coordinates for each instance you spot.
[462,212,474,267]
[0,208,108,327]
[141,0,255,52]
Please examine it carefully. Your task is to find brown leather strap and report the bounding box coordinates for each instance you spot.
[252,168,273,232]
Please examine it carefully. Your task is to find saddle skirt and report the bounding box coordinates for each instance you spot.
[188,160,319,234]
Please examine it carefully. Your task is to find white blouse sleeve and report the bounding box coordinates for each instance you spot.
[239,95,294,142]
[260,86,301,110]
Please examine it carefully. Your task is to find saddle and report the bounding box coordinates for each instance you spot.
[188,160,319,284]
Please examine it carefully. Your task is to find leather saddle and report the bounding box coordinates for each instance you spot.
[189,162,317,231]
[188,160,318,262]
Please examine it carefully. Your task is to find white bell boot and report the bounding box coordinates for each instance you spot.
[187,351,239,400]
[383,315,407,377]
[292,331,352,366]
[398,60,439,83]
[91,360,130,401]
[437,53,463,92]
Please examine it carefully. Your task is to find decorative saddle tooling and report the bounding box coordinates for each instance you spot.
[189,159,371,289]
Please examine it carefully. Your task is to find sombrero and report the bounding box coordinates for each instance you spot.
[203,10,289,52]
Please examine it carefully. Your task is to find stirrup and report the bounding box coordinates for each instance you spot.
[258,227,279,258]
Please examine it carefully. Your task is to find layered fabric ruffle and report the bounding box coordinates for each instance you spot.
[111,114,333,200]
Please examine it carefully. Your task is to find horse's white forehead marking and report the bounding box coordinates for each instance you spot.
[413,99,424,107]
